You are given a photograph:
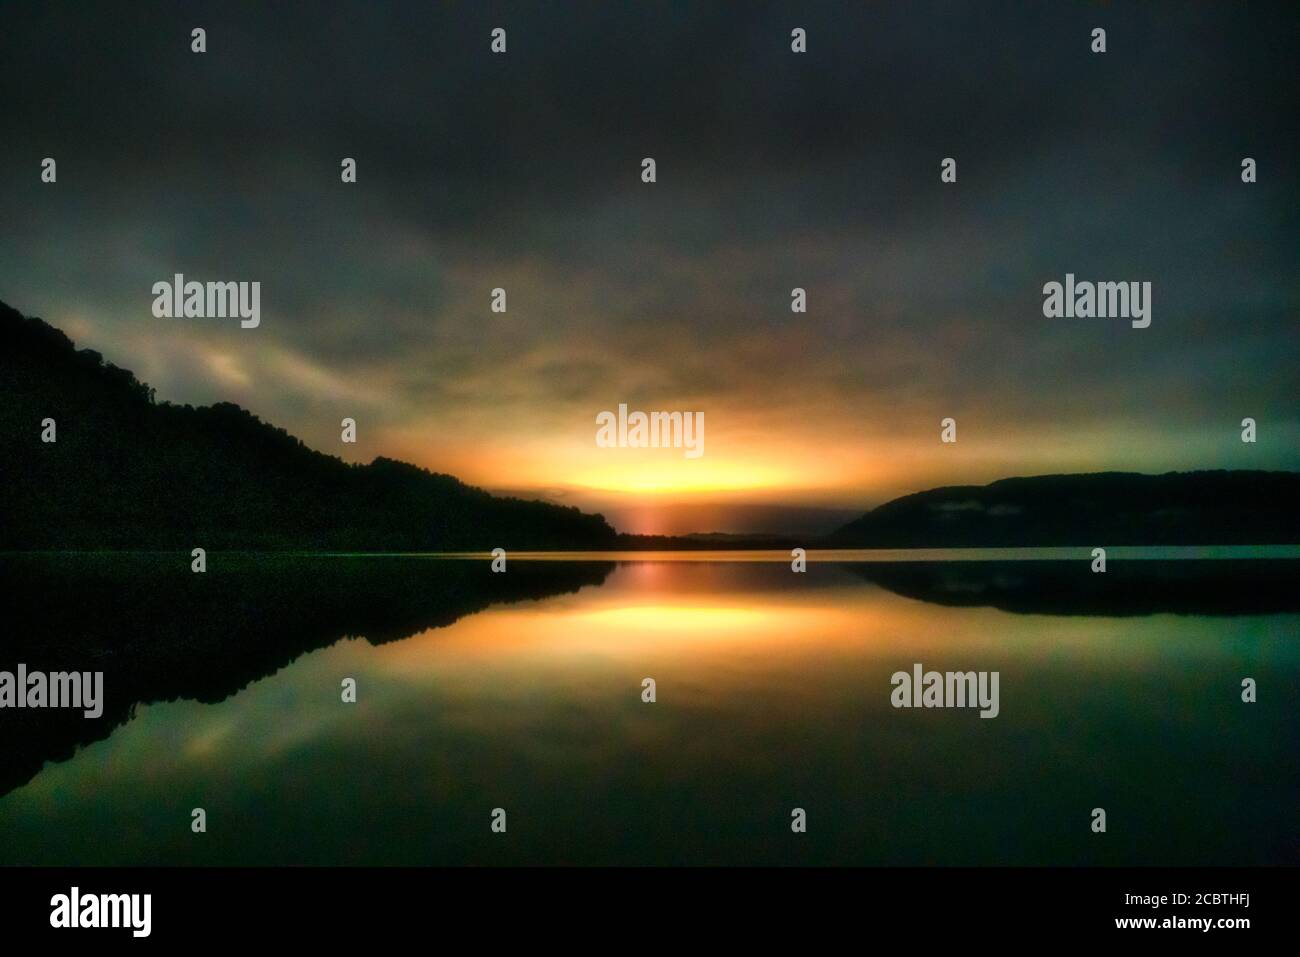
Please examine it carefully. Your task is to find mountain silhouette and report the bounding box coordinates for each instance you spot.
[831,472,1300,547]
[5,300,1297,549]
[0,300,616,550]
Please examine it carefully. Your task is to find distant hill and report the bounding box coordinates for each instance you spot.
[829,472,1300,546]
[6,301,1296,551]
[616,531,799,550]
[0,300,617,550]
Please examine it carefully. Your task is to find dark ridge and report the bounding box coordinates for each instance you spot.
[830,472,1300,547]
[5,300,1297,550]
[0,300,617,550]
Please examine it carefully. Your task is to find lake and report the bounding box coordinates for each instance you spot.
[0,550,1296,865]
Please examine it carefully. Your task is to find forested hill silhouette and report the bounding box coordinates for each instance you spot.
[830,471,1300,546]
[0,301,617,550]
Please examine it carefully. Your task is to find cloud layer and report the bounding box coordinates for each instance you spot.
[2,1,1296,530]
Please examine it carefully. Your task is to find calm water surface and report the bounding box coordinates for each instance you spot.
[0,551,1295,865]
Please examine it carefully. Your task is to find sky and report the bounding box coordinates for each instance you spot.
[1,1,1297,534]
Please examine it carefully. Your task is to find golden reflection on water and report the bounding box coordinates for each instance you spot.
[412,545,1300,562]
[1,558,1296,866]
[372,567,891,672]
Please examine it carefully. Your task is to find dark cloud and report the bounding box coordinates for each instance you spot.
[1,1,1296,520]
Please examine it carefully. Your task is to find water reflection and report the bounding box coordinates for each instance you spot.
[0,553,1295,865]
[0,554,614,797]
